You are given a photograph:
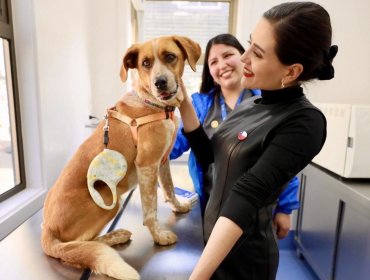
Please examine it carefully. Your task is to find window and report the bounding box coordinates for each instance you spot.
[0,0,25,202]
[136,0,235,94]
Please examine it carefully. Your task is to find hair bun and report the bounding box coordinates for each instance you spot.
[328,45,338,60]
[317,45,338,80]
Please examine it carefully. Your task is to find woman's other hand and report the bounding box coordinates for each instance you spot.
[273,212,291,239]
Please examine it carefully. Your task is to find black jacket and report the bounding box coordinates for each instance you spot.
[185,86,326,279]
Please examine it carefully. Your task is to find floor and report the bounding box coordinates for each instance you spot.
[277,232,319,280]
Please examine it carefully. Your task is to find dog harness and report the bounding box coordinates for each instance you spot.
[107,107,175,147]
[87,98,176,210]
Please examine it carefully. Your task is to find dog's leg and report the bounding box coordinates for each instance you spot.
[159,160,191,213]
[94,229,132,246]
[136,164,177,245]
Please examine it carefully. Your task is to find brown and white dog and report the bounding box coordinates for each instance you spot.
[41,36,201,280]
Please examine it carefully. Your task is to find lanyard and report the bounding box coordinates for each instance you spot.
[219,89,246,121]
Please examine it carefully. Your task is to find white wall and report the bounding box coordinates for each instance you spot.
[87,0,130,118]
[32,0,131,185]
[236,0,370,105]
[0,0,132,240]
[31,0,131,188]
[33,0,92,184]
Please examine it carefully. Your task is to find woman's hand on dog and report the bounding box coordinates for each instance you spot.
[178,78,191,103]
[178,79,201,133]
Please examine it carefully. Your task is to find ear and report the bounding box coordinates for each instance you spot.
[172,36,201,72]
[284,63,304,84]
[120,44,140,82]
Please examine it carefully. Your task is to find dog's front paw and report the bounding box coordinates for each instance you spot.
[153,230,177,246]
[172,200,191,213]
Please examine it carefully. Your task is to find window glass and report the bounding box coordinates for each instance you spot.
[0,38,21,199]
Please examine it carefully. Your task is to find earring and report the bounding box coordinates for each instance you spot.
[281,79,285,89]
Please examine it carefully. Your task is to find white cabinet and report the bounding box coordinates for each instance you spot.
[295,164,370,280]
[335,202,370,279]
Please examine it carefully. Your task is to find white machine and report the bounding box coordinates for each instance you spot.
[312,103,370,178]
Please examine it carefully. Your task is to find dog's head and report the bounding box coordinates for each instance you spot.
[120,36,201,108]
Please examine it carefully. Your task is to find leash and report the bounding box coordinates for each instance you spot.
[103,114,109,148]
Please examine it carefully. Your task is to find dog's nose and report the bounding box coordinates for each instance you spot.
[154,76,168,90]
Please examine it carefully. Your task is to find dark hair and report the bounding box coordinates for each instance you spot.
[200,34,245,93]
[263,1,338,81]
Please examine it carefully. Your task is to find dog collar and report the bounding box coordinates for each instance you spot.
[143,99,175,112]
[133,90,175,112]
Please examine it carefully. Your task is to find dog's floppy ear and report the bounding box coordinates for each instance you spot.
[172,36,201,72]
[120,44,140,82]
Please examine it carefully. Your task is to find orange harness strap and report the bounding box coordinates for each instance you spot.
[108,109,175,163]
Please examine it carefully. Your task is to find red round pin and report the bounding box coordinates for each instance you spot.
[238,131,248,141]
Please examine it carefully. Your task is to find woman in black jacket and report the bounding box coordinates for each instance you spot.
[180,2,338,280]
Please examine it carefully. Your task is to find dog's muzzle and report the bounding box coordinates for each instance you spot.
[154,76,168,91]
[157,83,178,101]
[87,149,127,210]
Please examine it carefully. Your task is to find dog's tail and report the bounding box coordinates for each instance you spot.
[41,228,140,280]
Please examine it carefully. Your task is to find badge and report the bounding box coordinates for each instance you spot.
[211,120,219,128]
[238,131,248,141]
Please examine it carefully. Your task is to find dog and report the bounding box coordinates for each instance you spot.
[41,35,201,280]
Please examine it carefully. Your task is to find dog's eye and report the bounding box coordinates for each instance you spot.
[142,59,151,68]
[165,54,176,63]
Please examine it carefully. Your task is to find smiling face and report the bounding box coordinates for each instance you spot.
[208,44,244,91]
[240,18,291,90]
